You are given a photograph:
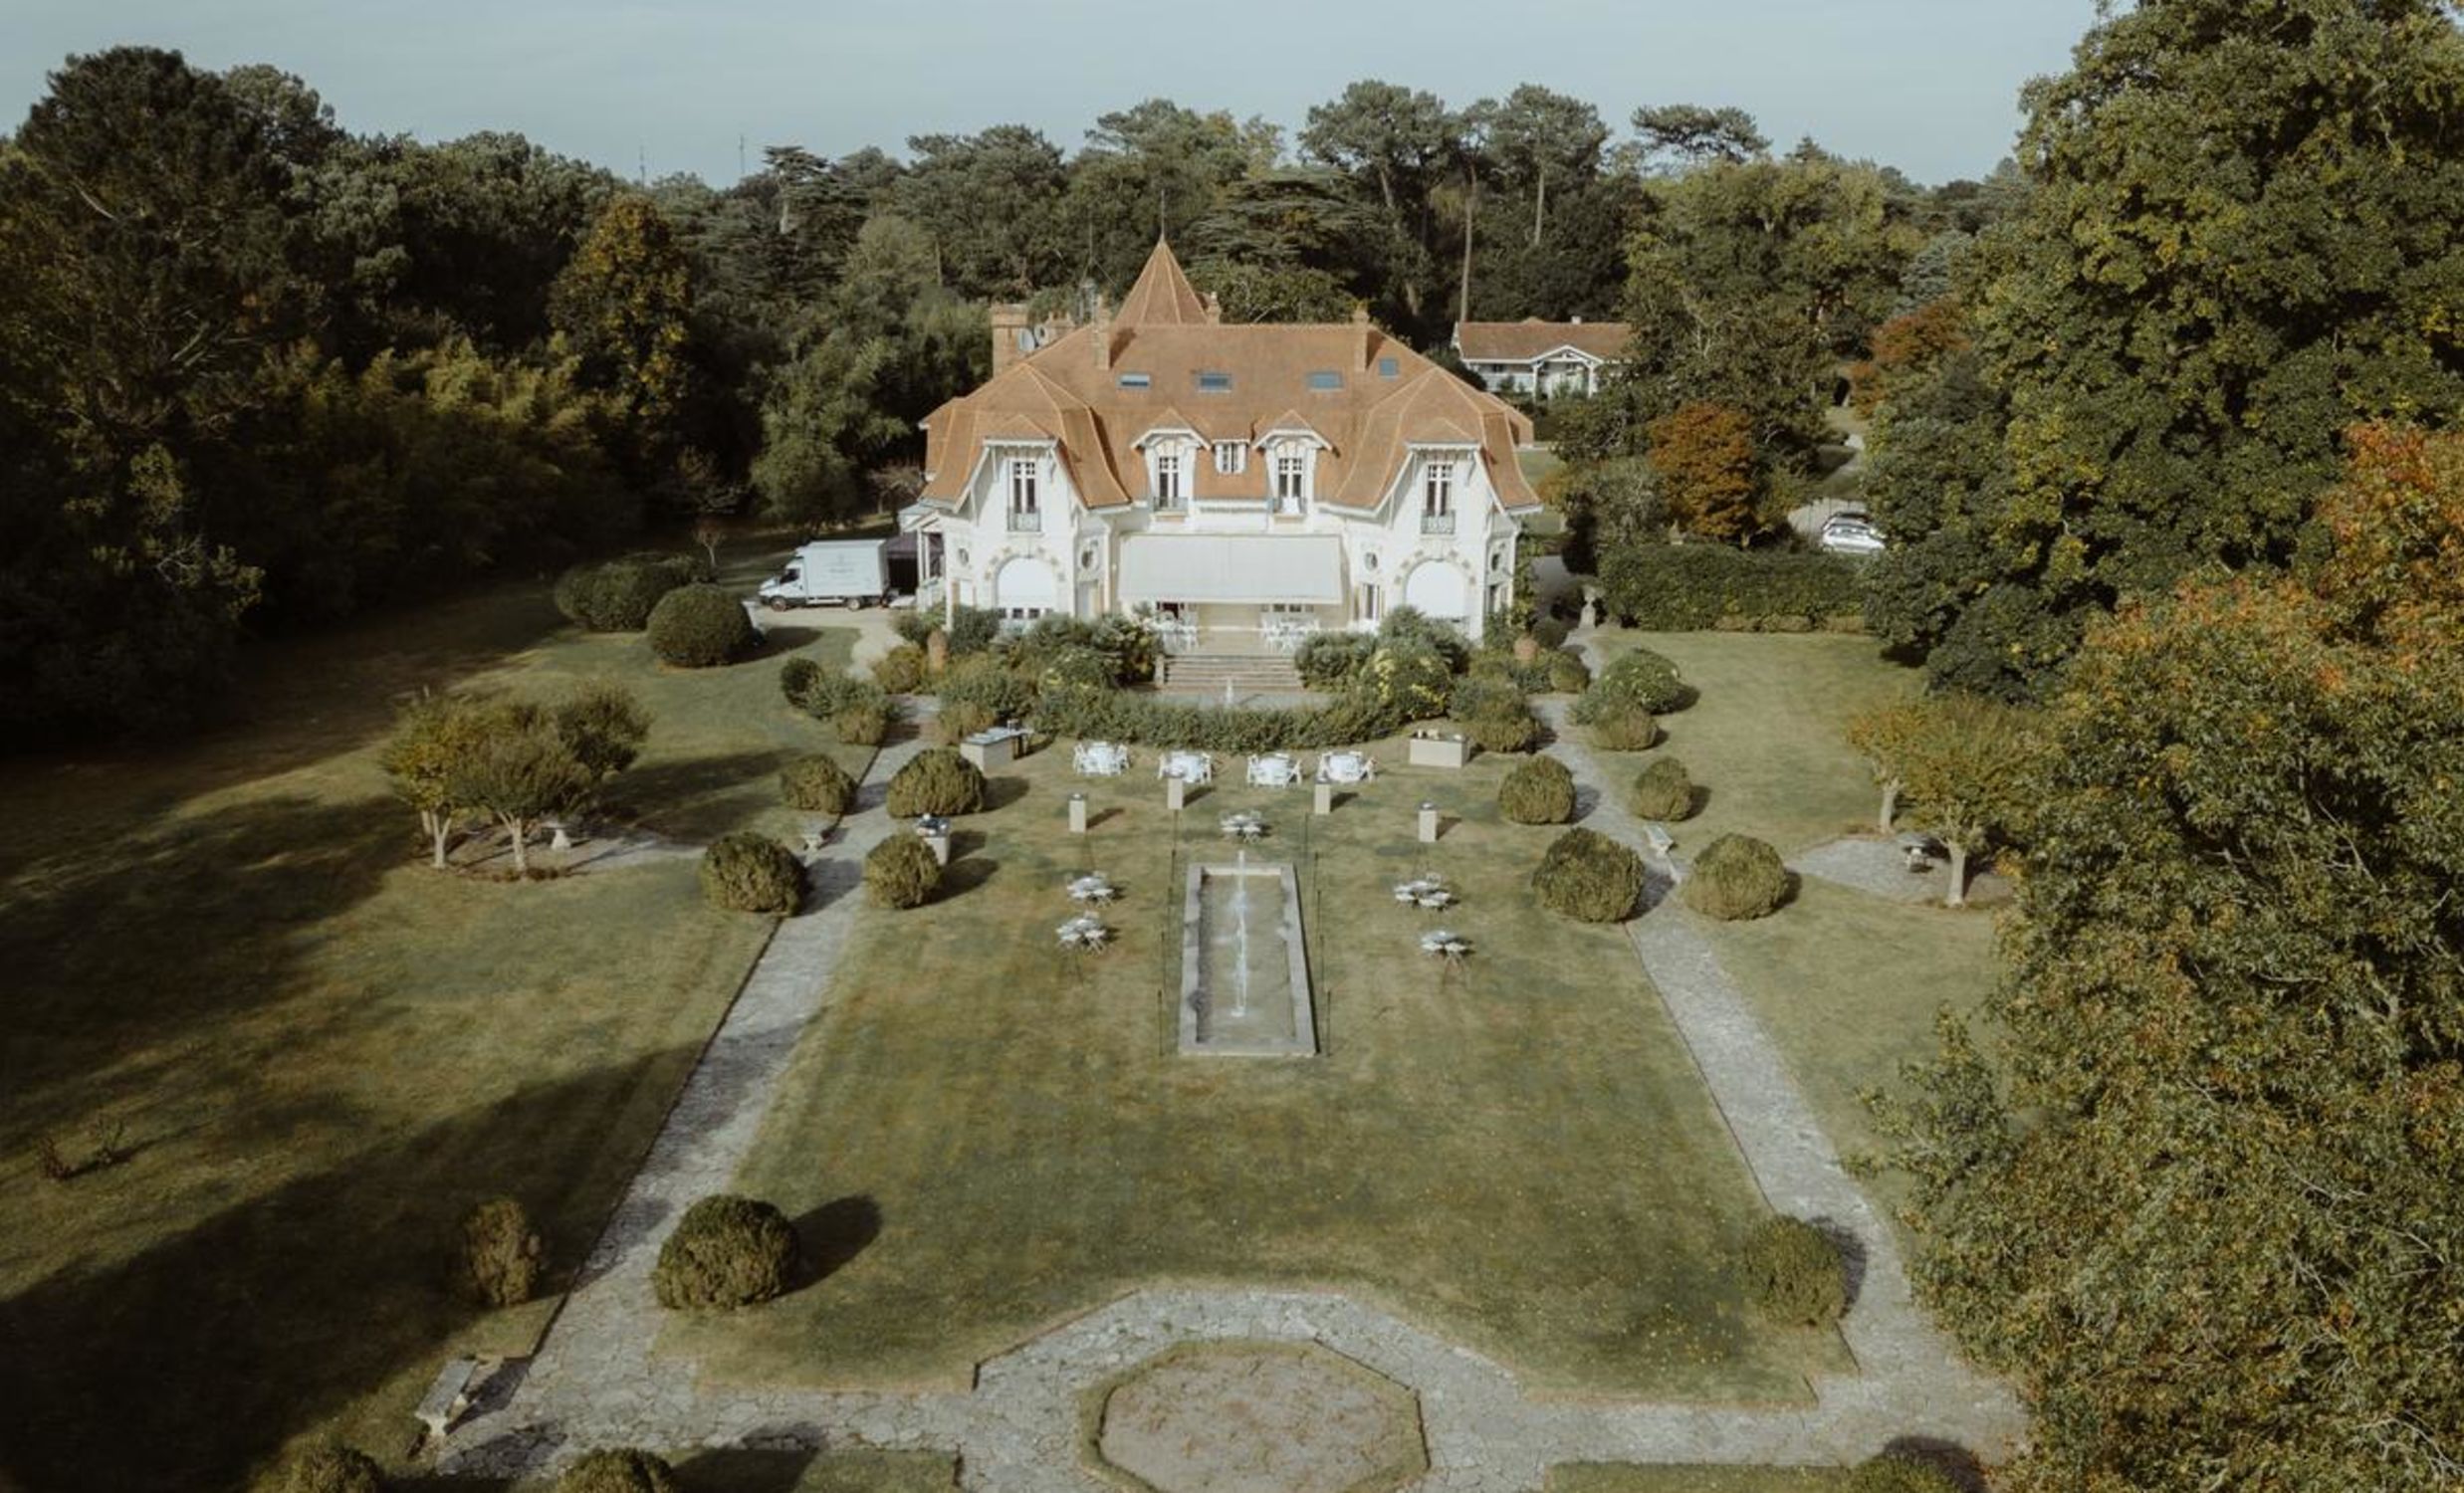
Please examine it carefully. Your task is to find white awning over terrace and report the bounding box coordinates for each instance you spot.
[1119,534,1344,606]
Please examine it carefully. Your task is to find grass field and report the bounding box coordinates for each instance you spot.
[1547,1465,1849,1492]
[1587,630,1916,855]
[672,742,1851,1401]
[0,541,861,1491]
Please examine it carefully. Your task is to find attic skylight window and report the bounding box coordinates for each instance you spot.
[1307,370,1344,391]
[1196,371,1233,392]
[1377,356,1400,378]
[1117,372,1152,389]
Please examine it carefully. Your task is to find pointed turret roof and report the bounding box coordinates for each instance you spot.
[1113,239,1212,327]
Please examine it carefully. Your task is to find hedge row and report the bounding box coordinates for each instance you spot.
[1599,544,1865,632]
[554,552,700,632]
[1034,681,1415,753]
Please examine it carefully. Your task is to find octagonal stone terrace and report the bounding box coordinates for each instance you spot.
[1090,1339,1429,1493]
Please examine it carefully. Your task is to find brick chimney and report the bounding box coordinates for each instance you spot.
[1091,293,1113,371]
[990,304,1031,375]
[1352,303,1373,370]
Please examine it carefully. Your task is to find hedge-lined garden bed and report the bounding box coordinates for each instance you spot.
[1599,544,1864,633]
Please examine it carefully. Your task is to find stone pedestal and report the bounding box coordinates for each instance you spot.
[1407,734,1469,769]
[1068,793,1089,834]
[1417,803,1440,843]
[1313,781,1334,816]
[1166,776,1187,812]
[919,826,952,866]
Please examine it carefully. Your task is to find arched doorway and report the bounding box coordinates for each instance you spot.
[994,554,1060,620]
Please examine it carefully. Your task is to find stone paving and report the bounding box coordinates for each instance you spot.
[442,647,2028,1489]
[1790,834,2012,909]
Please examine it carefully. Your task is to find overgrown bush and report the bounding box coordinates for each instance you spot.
[935,654,1036,721]
[1532,615,1571,650]
[1572,647,1691,722]
[885,747,985,817]
[1630,755,1695,820]
[1545,649,1591,694]
[555,553,697,632]
[699,832,803,914]
[1845,1454,1960,1493]
[944,604,1001,656]
[932,700,998,746]
[832,702,890,746]
[1450,675,1540,752]
[872,642,928,694]
[782,667,895,746]
[267,1444,386,1493]
[1034,682,1406,753]
[780,754,855,814]
[1532,827,1647,922]
[1294,629,1377,688]
[1357,643,1455,722]
[780,656,820,703]
[999,614,1156,686]
[556,1447,682,1493]
[1599,543,1863,631]
[646,584,757,668]
[864,833,942,909]
[1498,754,1577,824]
[1739,1215,1847,1326]
[452,1195,544,1308]
[652,1194,796,1311]
[1377,606,1471,671]
[1682,833,1788,921]
[1590,709,1658,751]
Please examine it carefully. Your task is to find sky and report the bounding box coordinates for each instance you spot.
[5,0,2093,186]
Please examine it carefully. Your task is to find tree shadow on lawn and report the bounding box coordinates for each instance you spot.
[981,774,1032,812]
[601,748,801,844]
[0,790,403,1131]
[0,1048,701,1493]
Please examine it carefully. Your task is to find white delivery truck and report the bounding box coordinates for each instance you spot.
[758,539,892,609]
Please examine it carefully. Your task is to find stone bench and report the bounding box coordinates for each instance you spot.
[414,1356,483,1442]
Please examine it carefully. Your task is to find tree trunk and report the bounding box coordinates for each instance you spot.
[1532,162,1547,249]
[506,815,530,875]
[1878,781,1900,835]
[1946,841,1969,908]
[1458,162,1477,325]
[425,809,454,870]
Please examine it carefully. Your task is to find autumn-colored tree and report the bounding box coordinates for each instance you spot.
[1891,694,2036,907]
[1848,300,1968,415]
[1843,696,1926,833]
[2308,422,2464,656]
[1646,401,1762,544]
[550,194,695,479]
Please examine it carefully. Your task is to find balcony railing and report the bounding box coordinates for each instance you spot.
[1421,511,1457,535]
[1007,508,1040,533]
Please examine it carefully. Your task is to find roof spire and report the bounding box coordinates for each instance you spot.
[1113,238,1210,327]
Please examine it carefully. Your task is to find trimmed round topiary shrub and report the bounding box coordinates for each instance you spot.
[1630,755,1695,820]
[1739,1214,1848,1325]
[832,703,891,746]
[1451,675,1539,753]
[779,656,821,705]
[646,584,758,668]
[556,1447,681,1493]
[652,1194,796,1311]
[1589,709,1658,751]
[452,1195,544,1308]
[1544,649,1591,694]
[864,833,943,909]
[1532,827,1647,923]
[1845,1454,1961,1493]
[555,553,697,632]
[780,753,856,815]
[1572,646,1690,724]
[871,642,928,694]
[699,832,803,914]
[1682,833,1789,921]
[885,746,986,817]
[1498,754,1577,825]
[268,1444,386,1493]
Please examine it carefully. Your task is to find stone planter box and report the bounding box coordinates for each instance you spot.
[1407,733,1469,769]
[959,726,1028,770]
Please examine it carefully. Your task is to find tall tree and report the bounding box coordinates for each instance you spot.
[1631,104,1769,171]
[1299,80,1463,331]
[551,194,697,481]
[1474,85,1610,249]
[1063,100,1275,293]
[1867,0,2464,698]
[892,124,1068,298]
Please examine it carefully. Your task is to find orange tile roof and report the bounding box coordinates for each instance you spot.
[1454,319,1633,364]
[922,242,1541,515]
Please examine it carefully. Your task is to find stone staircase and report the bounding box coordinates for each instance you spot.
[1157,653,1304,695]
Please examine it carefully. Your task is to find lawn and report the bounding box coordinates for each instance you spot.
[1701,878,2000,1173]
[0,539,863,1491]
[671,742,1852,1401]
[422,1447,958,1491]
[1586,630,1916,855]
[1547,1466,1848,1492]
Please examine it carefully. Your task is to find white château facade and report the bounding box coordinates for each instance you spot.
[904,241,1544,652]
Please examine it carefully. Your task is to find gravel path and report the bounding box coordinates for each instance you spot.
[442,655,2027,1488]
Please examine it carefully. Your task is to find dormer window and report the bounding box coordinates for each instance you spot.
[1213,441,1245,476]
[1377,356,1400,379]
[1118,372,1152,389]
[1273,452,1308,515]
[1422,460,1456,534]
[1196,370,1233,393]
[1008,457,1039,531]
[1154,450,1186,510]
[1307,370,1343,391]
